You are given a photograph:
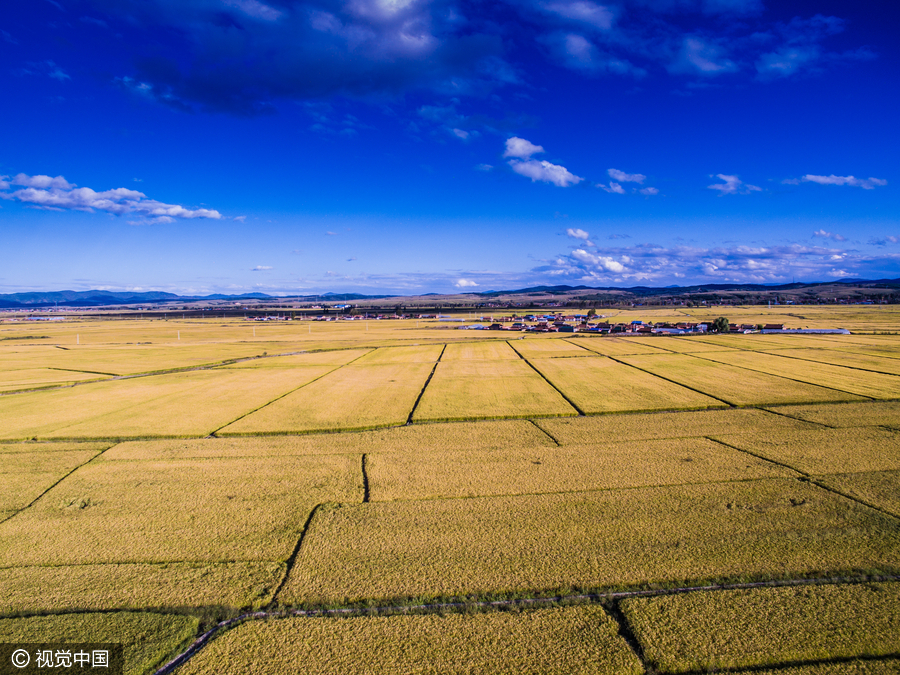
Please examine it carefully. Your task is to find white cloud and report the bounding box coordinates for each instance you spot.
[475,164,494,171]
[0,173,222,221]
[608,168,645,183]
[221,0,283,21]
[670,37,738,75]
[813,229,846,242]
[598,181,626,194]
[510,159,583,187]
[504,137,544,159]
[566,228,590,240]
[571,248,625,273]
[347,257,357,261]
[252,265,273,271]
[708,174,762,195]
[639,187,659,195]
[452,128,469,139]
[455,279,479,288]
[326,231,338,235]
[793,174,887,190]
[233,215,247,222]
[540,1,616,30]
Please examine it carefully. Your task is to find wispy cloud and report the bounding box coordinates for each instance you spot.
[504,137,582,187]
[813,229,846,242]
[455,279,479,288]
[784,174,887,190]
[708,174,762,195]
[252,265,273,271]
[0,173,222,222]
[608,168,646,183]
[869,236,899,247]
[566,228,590,240]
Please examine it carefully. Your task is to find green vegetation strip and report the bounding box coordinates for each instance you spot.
[174,605,641,675]
[0,611,198,675]
[621,582,900,673]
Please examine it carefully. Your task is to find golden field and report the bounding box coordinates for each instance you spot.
[0,308,899,674]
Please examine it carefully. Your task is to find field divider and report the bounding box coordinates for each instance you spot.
[269,504,326,607]
[604,354,736,408]
[361,454,370,503]
[0,442,115,526]
[758,405,838,429]
[47,367,120,376]
[405,344,446,425]
[705,436,810,478]
[687,352,877,400]
[507,343,585,416]
[658,653,900,675]
[757,348,900,373]
[208,350,373,436]
[152,574,900,675]
[527,419,561,446]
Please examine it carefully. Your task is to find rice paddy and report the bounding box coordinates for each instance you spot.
[1,313,899,674]
[279,478,900,605]
[176,606,643,675]
[621,582,900,672]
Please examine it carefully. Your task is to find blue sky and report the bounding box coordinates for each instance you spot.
[2,0,898,295]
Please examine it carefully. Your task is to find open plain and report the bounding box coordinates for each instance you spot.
[1,306,899,674]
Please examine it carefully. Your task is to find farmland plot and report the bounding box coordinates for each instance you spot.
[441,340,520,360]
[411,359,576,422]
[220,362,434,433]
[713,427,900,475]
[0,611,199,675]
[696,351,900,399]
[813,470,900,517]
[574,337,672,356]
[732,661,900,675]
[177,606,642,675]
[279,479,900,605]
[537,408,818,445]
[107,419,554,461]
[0,366,339,440]
[617,354,863,406]
[0,444,106,514]
[621,583,900,673]
[0,367,109,392]
[215,348,371,369]
[352,344,444,364]
[366,438,793,501]
[757,348,900,377]
[508,338,594,359]
[529,356,725,414]
[0,454,361,566]
[0,562,283,614]
[768,401,900,429]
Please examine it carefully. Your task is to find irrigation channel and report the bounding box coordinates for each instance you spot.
[153,574,900,675]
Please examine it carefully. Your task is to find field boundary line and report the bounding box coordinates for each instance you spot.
[0,444,112,526]
[663,653,900,675]
[687,352,877,400]
[604,354,736,408]
[361,454,370,503]
[757,406,837,429]
[706,436,811,477]
[269,504,325,606]
[152,575,900,675]
[48,367,119,376]
[527,419,561,446]
[405,344,446,425]
[207,351,373,436]
[507,342,585,416]
[753,348,900,378]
